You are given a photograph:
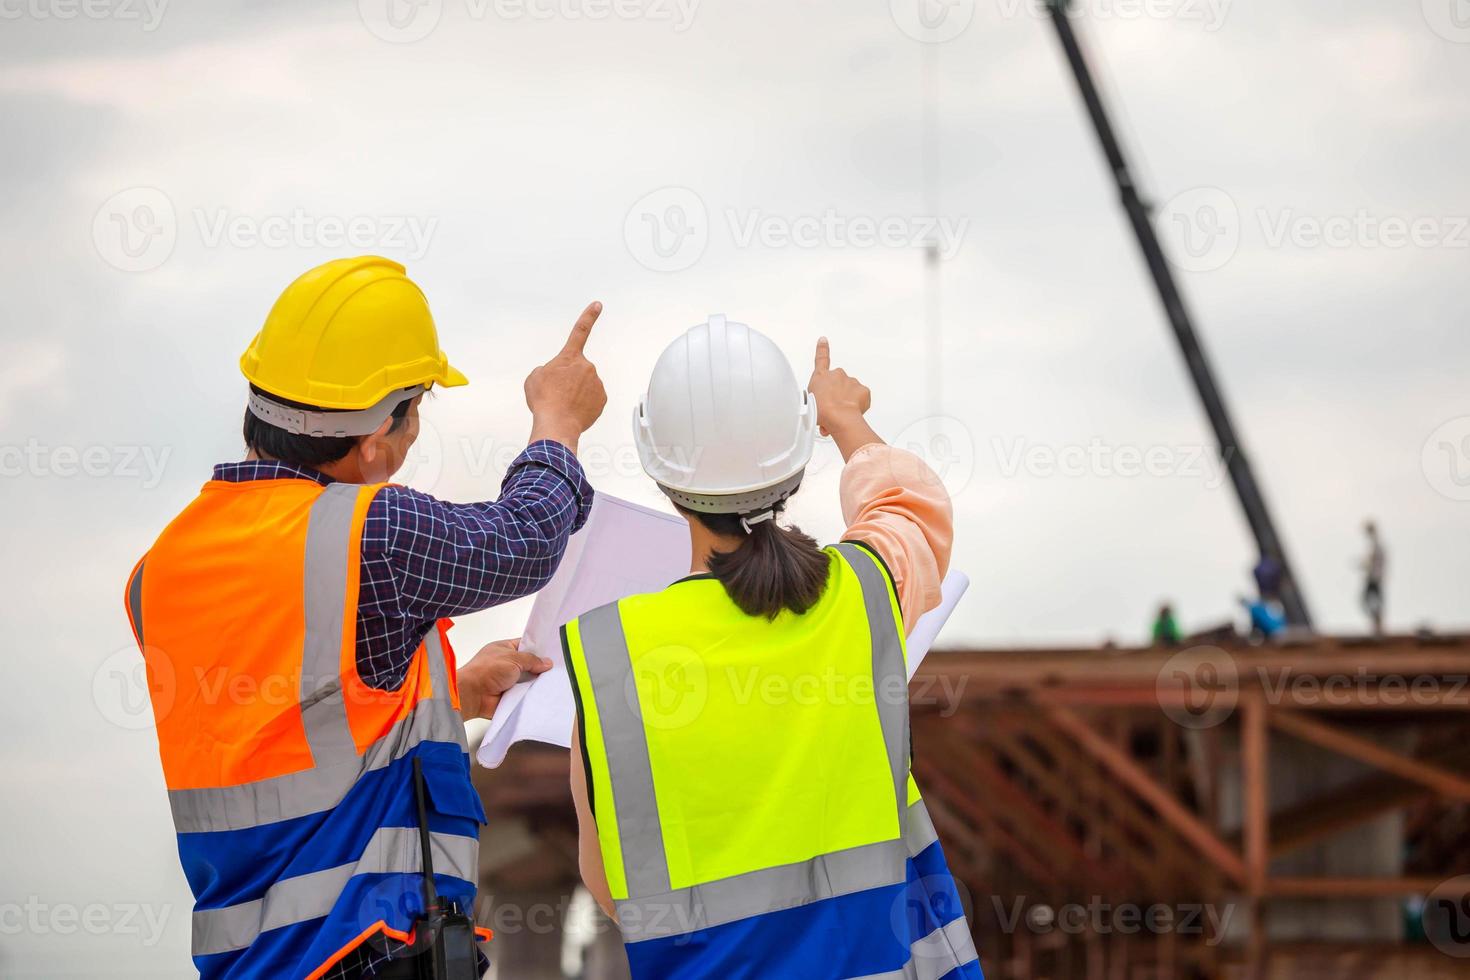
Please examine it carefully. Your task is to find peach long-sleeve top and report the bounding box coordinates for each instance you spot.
[837,442,954,635]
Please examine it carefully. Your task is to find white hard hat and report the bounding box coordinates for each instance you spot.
[633,315,816,517]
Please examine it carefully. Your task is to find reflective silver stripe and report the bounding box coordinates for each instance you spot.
[833,542,910,824]
[851,917,981,980]
[300,484,360,768]
[168,697,467,833]
[931,915,981,975]
[617,798,942,943]
[424,627,450,698]
[906,799,940,857]
[423,627,469,752]
[191,828,478,957]
[578,602,671,897]
[617,837,906,942]
[126,560,145,647]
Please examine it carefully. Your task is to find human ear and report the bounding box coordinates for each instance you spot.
[357,416,396,466]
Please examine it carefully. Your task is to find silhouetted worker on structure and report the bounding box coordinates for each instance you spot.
[1252,555,1283,601]
[1361,519,1386,636]
[1239,593,1285,643]
[1151,602,1181,646]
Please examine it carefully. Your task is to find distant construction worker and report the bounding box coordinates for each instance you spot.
[122,257,606,979]
[1361,519,1387,636]
[1238,592,1285,643]
[564,317,982,979]
[1151,602,1181,646]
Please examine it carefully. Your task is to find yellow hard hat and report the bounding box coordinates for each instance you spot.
[240,256,467,411]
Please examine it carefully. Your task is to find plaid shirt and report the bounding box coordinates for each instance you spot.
[211,440,593,687]
[211,440,593,978]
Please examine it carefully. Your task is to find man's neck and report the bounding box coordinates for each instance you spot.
[246,450,364,484]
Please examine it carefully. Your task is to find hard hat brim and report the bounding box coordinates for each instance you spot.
[441,362,469,388]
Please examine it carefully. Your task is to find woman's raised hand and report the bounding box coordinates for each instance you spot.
[808,336,880,460]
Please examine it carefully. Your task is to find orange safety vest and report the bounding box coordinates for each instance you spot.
[125,477,491,979]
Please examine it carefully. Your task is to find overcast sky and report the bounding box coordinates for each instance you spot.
[2,0,1467,974]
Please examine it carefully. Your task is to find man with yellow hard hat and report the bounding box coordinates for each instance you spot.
[122,256,607,979]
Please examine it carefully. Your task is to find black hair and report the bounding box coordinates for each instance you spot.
[691,503,831,619]
[242,384,412,468]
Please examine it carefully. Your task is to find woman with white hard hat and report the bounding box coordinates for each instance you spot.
[560,316,980,979]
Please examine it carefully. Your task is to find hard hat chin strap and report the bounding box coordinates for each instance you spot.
[739,509,778,534]
[247,385,426,438]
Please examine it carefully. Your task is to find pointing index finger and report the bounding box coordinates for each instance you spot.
[562,301,602,355]
[814,336,831,372]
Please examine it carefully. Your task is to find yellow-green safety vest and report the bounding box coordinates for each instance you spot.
[564,541,983,980]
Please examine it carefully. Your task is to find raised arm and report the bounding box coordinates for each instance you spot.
[808,337,954,634]
[372,442,594,621]
[369,302,608,622]
[367,302,608,625]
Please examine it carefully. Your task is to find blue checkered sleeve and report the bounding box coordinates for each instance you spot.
[355,440,593,689]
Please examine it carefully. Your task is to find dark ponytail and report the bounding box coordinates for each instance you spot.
[693,509,831,620]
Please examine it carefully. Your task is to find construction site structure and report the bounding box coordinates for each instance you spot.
[469,634,1470,979]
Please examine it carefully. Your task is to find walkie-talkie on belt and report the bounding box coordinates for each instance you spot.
[411,758,479,980]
